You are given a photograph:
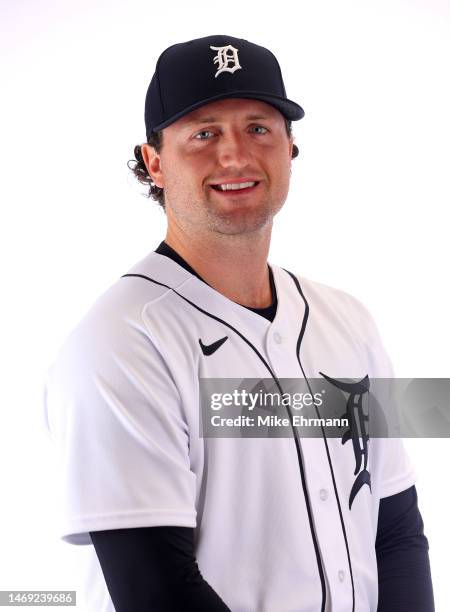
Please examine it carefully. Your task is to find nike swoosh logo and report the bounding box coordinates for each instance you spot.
[199,336,228,356]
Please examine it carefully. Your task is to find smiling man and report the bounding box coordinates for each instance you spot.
[140,96,292,309]
[149,98,291,234]
[43,35,434,611]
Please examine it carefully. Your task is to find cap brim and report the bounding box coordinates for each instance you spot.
[150,90,305,133]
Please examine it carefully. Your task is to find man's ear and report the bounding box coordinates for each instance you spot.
[141,144,164,188]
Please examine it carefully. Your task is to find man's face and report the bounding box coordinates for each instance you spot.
[143,98,294,237]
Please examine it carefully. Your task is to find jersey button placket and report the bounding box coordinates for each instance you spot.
[273,331,282,344]
[265,329,287,376]
[319,488,328,501]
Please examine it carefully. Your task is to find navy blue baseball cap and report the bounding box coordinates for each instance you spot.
[144,34,305,137]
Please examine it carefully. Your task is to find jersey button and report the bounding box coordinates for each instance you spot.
[273,332,282,344]
[338,570,345,582]
[319,488,328,501]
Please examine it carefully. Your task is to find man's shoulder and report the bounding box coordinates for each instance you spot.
[76,251,191,322]
[276,267,393,376]
[48,252,191,371]
[275,265,375,325]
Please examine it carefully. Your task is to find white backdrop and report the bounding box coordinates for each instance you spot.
[1,0,449,609]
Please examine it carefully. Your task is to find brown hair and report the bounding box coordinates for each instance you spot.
[128,119,299,210]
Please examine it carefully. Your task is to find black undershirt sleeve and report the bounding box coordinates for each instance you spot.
[90,526,231,612]
[376,485,434,611]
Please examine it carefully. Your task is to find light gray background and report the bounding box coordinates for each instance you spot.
[1,0,449,608]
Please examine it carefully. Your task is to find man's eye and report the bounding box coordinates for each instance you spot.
[251,125,269,134]
[194,130,214,140]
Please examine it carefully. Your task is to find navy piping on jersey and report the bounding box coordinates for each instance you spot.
[284,268,356,612]
[155,241,278,322]
[120,269,327,612]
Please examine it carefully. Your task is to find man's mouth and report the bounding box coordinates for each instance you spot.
[210,181,260,195]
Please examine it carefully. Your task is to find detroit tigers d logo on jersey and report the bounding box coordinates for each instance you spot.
[209,44,242,77]
[321,372,372,510]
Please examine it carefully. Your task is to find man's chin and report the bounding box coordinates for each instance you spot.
[206,205,278,236]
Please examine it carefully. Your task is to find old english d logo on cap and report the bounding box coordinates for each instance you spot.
[209,45,242,78]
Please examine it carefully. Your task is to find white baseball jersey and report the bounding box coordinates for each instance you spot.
[42,250,416,612]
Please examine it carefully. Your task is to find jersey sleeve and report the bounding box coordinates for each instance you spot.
[347,292,418,499]
[43,302,197,545]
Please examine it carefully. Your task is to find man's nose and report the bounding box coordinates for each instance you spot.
[216,130,251,167]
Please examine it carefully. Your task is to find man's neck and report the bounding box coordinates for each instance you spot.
[164,228,273,308]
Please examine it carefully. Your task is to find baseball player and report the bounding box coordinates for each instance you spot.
[42,35,434,611]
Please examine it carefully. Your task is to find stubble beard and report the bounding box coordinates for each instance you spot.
[164,180,287,238]
[199,186,286,236]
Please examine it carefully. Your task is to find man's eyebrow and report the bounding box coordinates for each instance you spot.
[183,113,272,126]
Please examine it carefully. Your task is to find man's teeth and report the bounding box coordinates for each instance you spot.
[216,181,257,191]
